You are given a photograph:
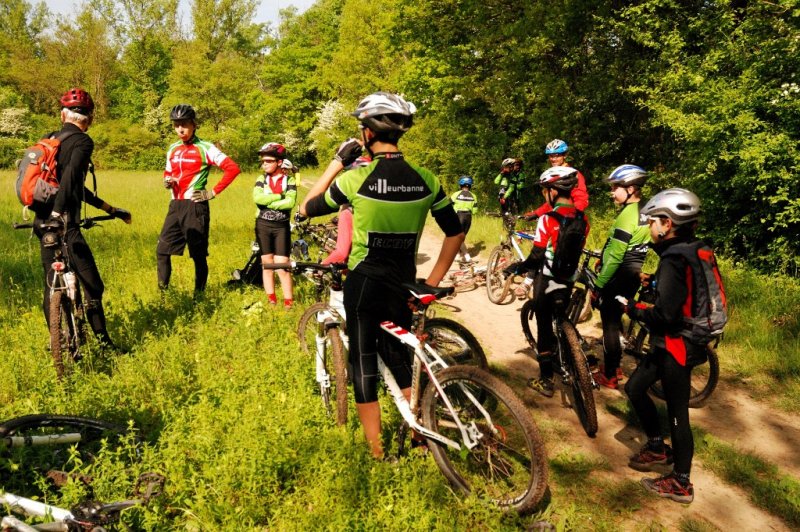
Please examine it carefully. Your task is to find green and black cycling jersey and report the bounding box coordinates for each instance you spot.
[305,152,461,287]
[595,202,651,289]
[451,188,478,214]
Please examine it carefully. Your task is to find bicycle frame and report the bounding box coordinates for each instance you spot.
[379,320,492,451]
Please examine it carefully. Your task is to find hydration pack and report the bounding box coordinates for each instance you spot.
[549,210,588,281]
[662,240,728,345]
[15,130,81,209]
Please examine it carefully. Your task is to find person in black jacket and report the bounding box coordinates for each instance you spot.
[33,88,131,351]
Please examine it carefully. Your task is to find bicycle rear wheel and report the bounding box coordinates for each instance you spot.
[486,245,514,304]
[631,329,719,407]
[49,290,81,380]
[327,328,349,426]
[561,322,598,437]
[421,365,547,513]
[424,318,488,369]
[0,415,133,493]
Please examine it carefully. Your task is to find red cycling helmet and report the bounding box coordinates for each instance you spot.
[60,88,95,113]
[258,142,286,158]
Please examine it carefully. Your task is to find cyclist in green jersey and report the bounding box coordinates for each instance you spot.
[451,175,478,263]
[494,158,516,214]
[300,92,464,458]
[592,165,651,389]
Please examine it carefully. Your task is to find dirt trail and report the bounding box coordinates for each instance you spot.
[416,229,797,531]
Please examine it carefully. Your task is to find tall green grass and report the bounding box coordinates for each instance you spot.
[1,169,798,528]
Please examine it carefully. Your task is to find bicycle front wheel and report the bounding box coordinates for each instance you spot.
[296,302,330,356]
[49,290,80,380]
[633,329,720,407]
[424,318,488,369]
[486,245,514,304]
[561,321,598,437]
[327,328,349,426]
[421,366,548,514]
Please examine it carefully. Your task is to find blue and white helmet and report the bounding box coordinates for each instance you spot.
[607,164,648,187]
[458,175,473,187]
[545,139,568,155]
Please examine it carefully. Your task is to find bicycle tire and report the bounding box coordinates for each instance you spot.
[486,245,514,304]
[566,287,592,325]
[49,290,79,381]
[0,414,134,493]
[421,365,548,514]
[296,302,331,356]
[519,299,537,352]
[561,322,598,437]
[327,328,349,426]
[633,329,719,408]
[424,318,488,370]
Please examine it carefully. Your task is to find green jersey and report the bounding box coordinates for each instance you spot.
[451,188,478,214]
[595,202,651,288]
[317,152,455,285]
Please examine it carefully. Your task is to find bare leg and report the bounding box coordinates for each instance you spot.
[274,254,293,300]
[261,254,275,298]
[356,401,383,458]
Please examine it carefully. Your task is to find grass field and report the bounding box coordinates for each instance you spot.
[1,169,798,529]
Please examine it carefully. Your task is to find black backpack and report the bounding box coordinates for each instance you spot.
[549,211,587,281]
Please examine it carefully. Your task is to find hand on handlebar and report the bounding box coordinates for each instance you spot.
[43,213,65,230]
[111,207,132,224]
[294,212,307,223]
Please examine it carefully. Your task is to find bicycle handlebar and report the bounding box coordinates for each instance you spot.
[12,214,117,231]
[262,261,348,273]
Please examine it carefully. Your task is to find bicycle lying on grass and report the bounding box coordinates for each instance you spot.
[264,262,488,426]
[566,249,720,407]
[440,260,488,293]
[13,215,115,380]
[0,414,163,531]
[486,213,536,304]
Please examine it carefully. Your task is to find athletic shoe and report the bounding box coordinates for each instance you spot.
[628,443,673,471]
[640,472,694,503]
[595,372,619,390]
[527,377,555,398]
[284,299,293,309]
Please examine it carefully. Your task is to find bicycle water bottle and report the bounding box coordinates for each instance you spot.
[64,271,77,301]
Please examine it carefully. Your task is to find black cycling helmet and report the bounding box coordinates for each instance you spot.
[352,92,416,135]
[170,104,196,122]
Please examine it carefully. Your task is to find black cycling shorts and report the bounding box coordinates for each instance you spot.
[456,211,472,235]
[156,200,210,258]
[344,270,413,403]
[255,218,291,257]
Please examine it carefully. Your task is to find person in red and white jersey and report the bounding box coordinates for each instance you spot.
[157,104,241,293]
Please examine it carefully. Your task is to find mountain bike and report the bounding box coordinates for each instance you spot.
[485,213,536,304]
[382,281,547,513]
[520,291,598,437]
[13,215,115,380]
[620,282,720,408]
[0,413,161,531]
[565,250,720,407]
[267,262,489,426]
[441,260,488,293]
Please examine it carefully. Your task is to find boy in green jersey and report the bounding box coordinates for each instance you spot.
[592,165,651,389]
[301,92,464,458]
[451,175,478,263]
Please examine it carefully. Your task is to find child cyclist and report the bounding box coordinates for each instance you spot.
[508,166,589,397]
[300,92,464,458]
[451,175,478,263]
[254,142,297,307]
[591,165,652,389]
[622,188,724,503]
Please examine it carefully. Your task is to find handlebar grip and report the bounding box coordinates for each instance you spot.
[12,222,34,229]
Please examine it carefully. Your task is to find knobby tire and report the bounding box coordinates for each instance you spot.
[424,318,488,370]
[486,246,514,304]
[327,328,349,426]
[296,302,331,356]
[519,299,537,352]
[561,321,598,437]
[421,365,548,514]
[49,290,78,381]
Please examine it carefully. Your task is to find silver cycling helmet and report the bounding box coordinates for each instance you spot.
[607,164,648,187]
[640,188,701,225]
[539,165,578,192]
[351,92,416,134]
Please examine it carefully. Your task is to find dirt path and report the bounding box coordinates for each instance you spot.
[417,229,797,531]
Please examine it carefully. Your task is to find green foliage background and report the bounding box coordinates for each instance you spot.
[0,0,796,271]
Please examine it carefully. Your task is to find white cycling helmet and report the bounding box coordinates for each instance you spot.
[351,92,416,134]
[607,164,648,187]
[539,166,578,192]
[501,157,516,168]
[641,188,701,225]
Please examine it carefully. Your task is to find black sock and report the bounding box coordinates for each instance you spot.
[647,436,665,452]
[674,472,691,486]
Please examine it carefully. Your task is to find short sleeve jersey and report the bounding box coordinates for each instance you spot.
[164,136,235,200]
[322,153,452,285]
